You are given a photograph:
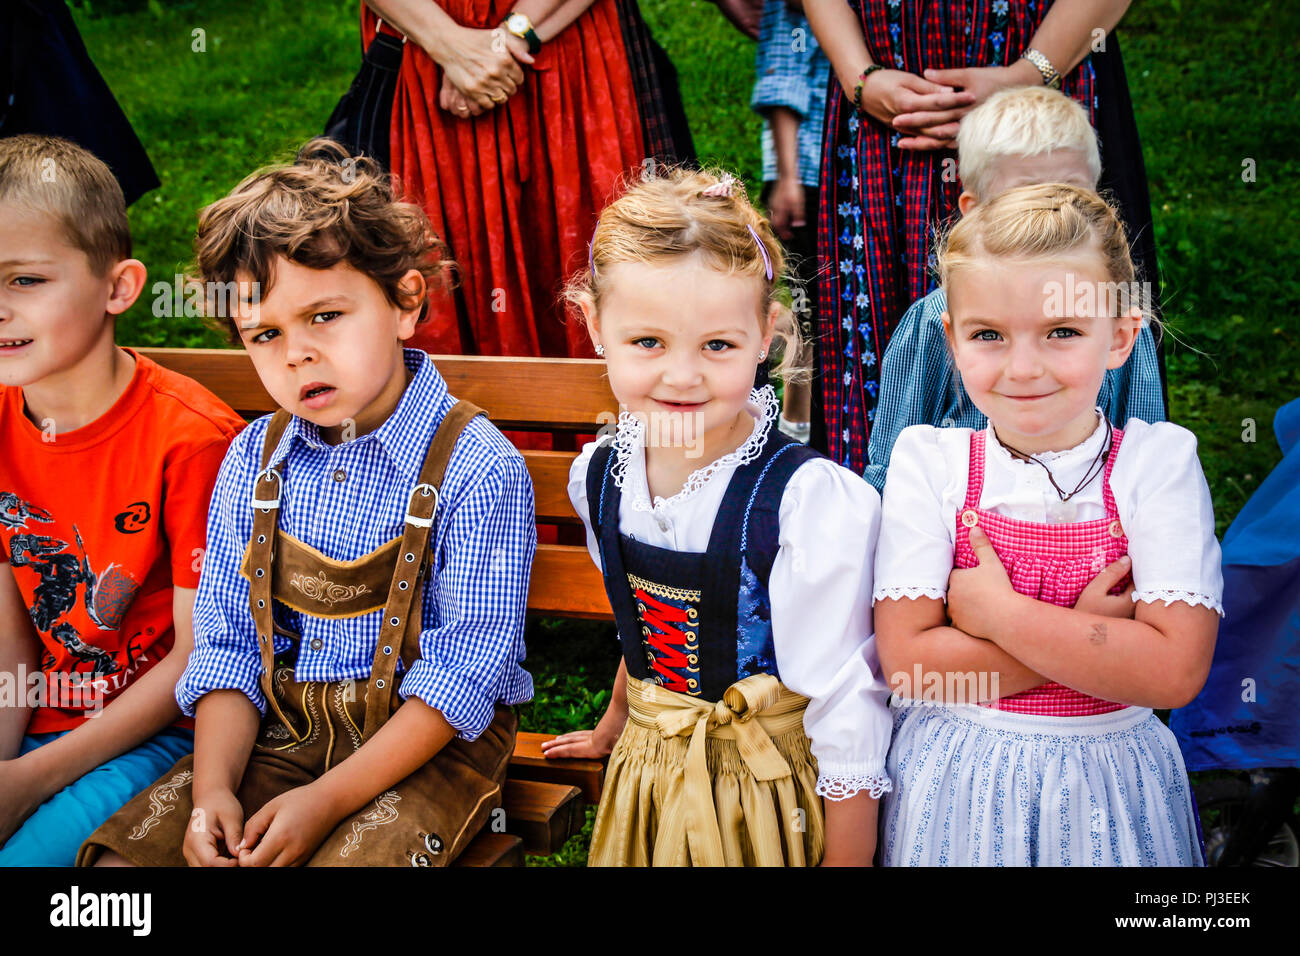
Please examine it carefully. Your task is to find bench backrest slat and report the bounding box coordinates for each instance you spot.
[138,347,616,620]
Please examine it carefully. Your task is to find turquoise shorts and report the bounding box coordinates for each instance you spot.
[0,725,194,867]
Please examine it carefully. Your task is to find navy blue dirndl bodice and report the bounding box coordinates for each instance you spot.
[586,425,822,702]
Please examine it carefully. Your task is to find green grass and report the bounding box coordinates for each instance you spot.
[67,0,1298,864]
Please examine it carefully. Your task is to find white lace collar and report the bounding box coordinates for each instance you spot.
[611,385,779,513]
[985,407,1108,468]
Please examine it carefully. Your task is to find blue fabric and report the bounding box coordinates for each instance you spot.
[864,288,1168,492]
[1171,397,1300,770]
[177,348,536,740]
[0,726,193,866]
[751,0,830,188]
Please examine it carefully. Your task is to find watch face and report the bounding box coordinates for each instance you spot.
[507,13,528,33]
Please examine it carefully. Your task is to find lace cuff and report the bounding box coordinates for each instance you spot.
[873,585,946,603]
[816,768,893,802]
[1134,589,1225,617]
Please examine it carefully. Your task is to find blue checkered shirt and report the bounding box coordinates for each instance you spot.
[864,288,1168,494]
[177,349,535,739]
[751,0,830,188]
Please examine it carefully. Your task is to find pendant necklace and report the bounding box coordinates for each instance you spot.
[994,417,1113,502]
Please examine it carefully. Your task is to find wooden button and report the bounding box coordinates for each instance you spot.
[961,509,979,528]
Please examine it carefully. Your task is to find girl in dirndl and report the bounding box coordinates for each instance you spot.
[874,182,1222,866]
[541,166,894,866]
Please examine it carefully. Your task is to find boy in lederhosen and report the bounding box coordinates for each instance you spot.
[77,140,536,867]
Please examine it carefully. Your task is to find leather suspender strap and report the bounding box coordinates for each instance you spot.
[248,410,297,737]
[244,401,484,742]
[361,400,483,738]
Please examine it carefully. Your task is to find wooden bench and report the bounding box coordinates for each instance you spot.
[138,347,615,866]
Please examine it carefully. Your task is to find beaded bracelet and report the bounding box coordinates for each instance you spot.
[853,64,885,113]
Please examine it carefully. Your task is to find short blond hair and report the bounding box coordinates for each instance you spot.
[0,134,131,276]
[957,87,1101,201]
[564,164,808,385]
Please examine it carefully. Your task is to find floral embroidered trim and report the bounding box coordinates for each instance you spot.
[611,385,779,513]
[1134,589,1225,617]
[627,572,701,603]
[128,769,193,840]
[817,771,893,802]
[290,570,372,607]
[873,585,946,603]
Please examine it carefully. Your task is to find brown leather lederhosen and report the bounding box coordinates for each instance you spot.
[77,401,516,867]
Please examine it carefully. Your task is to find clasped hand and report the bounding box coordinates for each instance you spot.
[855,64,1029,150]
[437,24,536,118]
[183,782,339,867]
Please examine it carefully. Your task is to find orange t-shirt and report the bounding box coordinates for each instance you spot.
[0,348,245,733]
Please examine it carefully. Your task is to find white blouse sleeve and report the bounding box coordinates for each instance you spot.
[770,459,894,801]
[873,425,963,603]
[566,441,602,572]
[1110,420,1225,615]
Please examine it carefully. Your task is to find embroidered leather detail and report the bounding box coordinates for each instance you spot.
[128,769,193,840]
[339,790,402,857]
[289,570,373,607]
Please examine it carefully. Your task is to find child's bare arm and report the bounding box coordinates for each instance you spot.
[875,595,1048,702]
[12,587,200,799]
[541,656,629,759]
[949,528,1218,708]
[822,791,879,867]
[0,561,39,760]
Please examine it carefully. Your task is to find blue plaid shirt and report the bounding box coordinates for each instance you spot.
[751,0,830,188]
[177,349,535,739]
[864,288,1168,493]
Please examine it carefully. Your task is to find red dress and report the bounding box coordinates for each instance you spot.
[362,1,645,358]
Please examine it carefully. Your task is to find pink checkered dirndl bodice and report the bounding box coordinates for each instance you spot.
[953,428,1130,717]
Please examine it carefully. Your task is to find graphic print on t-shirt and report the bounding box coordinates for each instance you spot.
[3,491,142,678]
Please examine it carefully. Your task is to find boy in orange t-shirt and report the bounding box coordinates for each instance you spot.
[0,135,244,865]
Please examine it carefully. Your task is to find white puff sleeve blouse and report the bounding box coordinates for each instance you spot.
[567,388,894,800]
[873,415,1224,615]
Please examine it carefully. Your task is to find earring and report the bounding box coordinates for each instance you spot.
[594,344,605,357]
[757,348,767,361]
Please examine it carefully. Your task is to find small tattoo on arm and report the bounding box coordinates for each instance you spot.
[1089,623,1107,645]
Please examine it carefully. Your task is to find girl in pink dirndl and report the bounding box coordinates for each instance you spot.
[874,183,1223,866]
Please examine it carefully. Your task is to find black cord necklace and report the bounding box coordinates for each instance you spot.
[994,416,1113,502]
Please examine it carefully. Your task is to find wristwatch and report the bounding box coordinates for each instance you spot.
[505,12,542,54]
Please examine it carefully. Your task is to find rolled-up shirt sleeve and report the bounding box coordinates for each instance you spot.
[770,460,893,800]
[750,1,813,118]
[400,455,536,739]
[176,422,270,717]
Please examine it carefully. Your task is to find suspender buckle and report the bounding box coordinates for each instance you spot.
[405,483,439,528]
[251,468,282,511]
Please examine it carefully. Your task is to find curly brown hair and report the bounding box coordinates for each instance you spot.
[192,138,452,344]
